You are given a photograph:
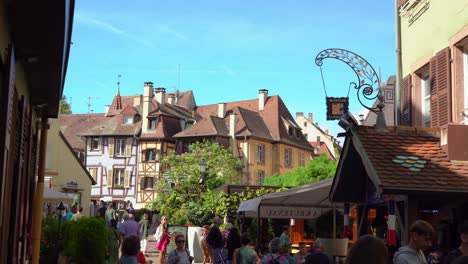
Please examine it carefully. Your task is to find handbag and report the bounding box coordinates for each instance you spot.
[154,226,163,242]
[156,233,169,251]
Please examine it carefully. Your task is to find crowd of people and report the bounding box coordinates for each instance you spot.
[68,201,468,264]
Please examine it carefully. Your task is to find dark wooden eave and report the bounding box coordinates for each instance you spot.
[9,0,75,117]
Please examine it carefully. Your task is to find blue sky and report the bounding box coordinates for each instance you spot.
[64,0,396,139]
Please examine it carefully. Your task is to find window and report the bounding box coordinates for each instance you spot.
[91,137,100,150]
[304,133,308,139]
[288,127,294,137]
[299,152,305,167]
[285,148,293,167]
[256,144,265,163]
[149,119,157,130]
[115,138,126,156]
[124,115,133,124]
[257,171,265,185]
[89,168,97,181]
[464,47,468,124]
[113,169,125,188]
[421,72,431,127]
[144,149,157,161]
[142,177,154,190]
[304,122,307,127]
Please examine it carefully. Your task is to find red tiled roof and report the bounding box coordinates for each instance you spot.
[58,114,108,150]
[184,95,312,151]
[355,126,468,193]
[174,116,228,137]
[82,114,141,136]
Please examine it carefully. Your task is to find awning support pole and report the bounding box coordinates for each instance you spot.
[333,206,336,239]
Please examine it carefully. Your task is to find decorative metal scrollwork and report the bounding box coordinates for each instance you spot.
[315,48,382,112]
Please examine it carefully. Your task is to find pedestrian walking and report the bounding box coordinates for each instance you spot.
[261,238,288,264]
[120,212,141,239]
[120,235,140,264]
[166,234,194,264]
[233,233,260,264]
[444,221,468,264]
[304,240,331,264]
[207,216,225,264]
[155,216,170,264]
[139,213,150,255]
[200,225,212,264]
[227,227,241,264]
[106,203,117,227]
[293,242,307,264]
[279,226,292,254]
[344,235,387,264]
[393,220,434,264]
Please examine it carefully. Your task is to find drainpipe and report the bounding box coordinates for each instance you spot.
[31,117,50,264]
[395,0,403,125]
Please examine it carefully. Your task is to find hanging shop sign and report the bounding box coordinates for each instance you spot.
[259,206,327,219]
[326,97,349,120]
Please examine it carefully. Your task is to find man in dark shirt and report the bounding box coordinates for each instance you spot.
[98,200,107,218]
[444,222,468,264]
[207,216,224,264]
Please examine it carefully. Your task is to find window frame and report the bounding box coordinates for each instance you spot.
[299,152,305,167]
[256,144,265,163]
[257,170,265,185]
[284,148,293,167]
[113,168,125,188]
[91,137,100,150]
[421,70,431,127]
[115,138,126,157]
[123,115,133,124]
[144,149,157,162]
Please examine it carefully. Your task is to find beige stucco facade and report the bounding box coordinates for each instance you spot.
[45,119,95,216]
[400,0,468,75]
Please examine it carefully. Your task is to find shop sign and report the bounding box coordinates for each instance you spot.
[259,206,326,219]
[326,97,349,120]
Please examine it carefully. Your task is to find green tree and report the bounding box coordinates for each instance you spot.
[148,140,242,224]
[263,153,337,187]
[60,95,72,114]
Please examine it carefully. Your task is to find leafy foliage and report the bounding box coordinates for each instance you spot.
[147,140,242,224]
[62,217,108,264]
[40,216,61,264]
[59,95,72,114]
[263,153,337,186]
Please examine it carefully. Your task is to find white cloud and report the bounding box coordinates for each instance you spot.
[75,12,154,48]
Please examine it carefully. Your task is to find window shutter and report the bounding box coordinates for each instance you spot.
[124,170,130,188]
[108,138,114,158]
[87,137,91,150]
[430,47,452,128]
[436,48,451,127]
[125,138,132,157]
[97,137,102,150]
[401,74,412,126]
[107,169,113,188]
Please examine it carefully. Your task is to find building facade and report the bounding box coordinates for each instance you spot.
[295,112,339,160]
[0,1,74,262]
[175,89,314,185]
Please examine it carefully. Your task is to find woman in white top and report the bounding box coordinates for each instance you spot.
[166,234,194,264]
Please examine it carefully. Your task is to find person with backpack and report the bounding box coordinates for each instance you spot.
[304,240,331,264]
[261,238,289,264]
[166,234,194,264]
[233,233,260,264]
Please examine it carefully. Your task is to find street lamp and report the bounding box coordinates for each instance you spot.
[56,201,65,237]
[199,159,206,185]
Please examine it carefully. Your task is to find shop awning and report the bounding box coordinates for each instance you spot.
[238,178,339,218]
[43,188,74,203]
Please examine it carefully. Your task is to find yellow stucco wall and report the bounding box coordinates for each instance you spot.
[243,138,309,184]
[400,0,468,75]
[46,119,93,216]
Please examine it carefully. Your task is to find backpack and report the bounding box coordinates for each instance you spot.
[269,254,280,264]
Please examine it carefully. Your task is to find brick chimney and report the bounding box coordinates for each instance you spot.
[167,93,176,105]
[296,112,304,120]
[218,103,226,118]
[142,82,154,132]
[155,87,166,105]
[308,113,313,123]
[258,89,268,110]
